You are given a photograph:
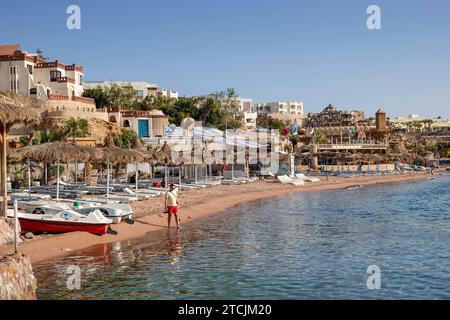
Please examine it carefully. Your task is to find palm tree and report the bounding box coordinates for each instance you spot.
[65,117,89,142]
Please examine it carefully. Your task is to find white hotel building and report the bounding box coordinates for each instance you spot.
[0,44,106,121]
[254,100,304,123]
[237,97,257,129]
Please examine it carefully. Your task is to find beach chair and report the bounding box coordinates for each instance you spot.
[277,175,304,186]
[295,173,320,183]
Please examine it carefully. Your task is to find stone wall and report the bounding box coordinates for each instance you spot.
[0,254,37,300]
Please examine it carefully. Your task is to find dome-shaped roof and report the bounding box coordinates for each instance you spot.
[181,117,196,130]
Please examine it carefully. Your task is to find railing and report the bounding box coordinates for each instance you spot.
[47,94,95,105]
[72,96,95,104]
[55,77,75,84]
[65,64,84,72]
[36,61,65,69]
[48,94,69,100]
[318,143,388,149]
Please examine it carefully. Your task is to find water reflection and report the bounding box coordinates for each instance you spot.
[35,175,450,300]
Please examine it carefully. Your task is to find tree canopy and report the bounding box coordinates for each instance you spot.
[83,85,244,129]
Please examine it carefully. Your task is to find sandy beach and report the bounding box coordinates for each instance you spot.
[0,173,432,265]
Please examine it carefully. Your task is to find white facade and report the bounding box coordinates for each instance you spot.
[84,80,179,100]
[236,98,257,129]
[255,101,304,116]
[0,44,85,100]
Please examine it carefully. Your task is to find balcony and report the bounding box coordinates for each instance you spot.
[36,61,66,69]
[65,64,84,73]
[53,77,76,84]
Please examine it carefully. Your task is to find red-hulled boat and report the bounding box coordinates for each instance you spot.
[9,208,113,235]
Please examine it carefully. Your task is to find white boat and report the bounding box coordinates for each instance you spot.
[17,201,133,224]
[7,208,113,235]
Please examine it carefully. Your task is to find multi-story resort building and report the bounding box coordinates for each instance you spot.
[84,80,179,100]
[237,97,257,129]
[254,101,304,124]
[0,44,107,121]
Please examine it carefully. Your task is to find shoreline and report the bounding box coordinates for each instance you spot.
[0,173,433,265]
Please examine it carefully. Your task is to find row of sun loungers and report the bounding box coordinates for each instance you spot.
[11,176,261,205]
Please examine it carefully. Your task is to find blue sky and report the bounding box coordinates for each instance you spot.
[1,0,449,117]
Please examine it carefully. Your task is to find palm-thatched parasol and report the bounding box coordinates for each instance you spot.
[0,99,41,216]
[156,141,172,165]
[101,134,144,201]
[18,141,99,199]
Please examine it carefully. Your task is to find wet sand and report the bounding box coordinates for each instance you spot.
[0,173,431,265]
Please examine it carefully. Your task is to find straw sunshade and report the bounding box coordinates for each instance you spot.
[17,141,101,200]
[101,134,144,164]
[1,100,41,216]
[18,141,97,163]
[153,141,172,166]
[101,134,144,201]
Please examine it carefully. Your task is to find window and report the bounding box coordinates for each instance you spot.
[30,88,37,95]
[135,90,144,97]
[9,66,17,74]
[27,65,33,75]
[50,70,61,81]
[79,75,83,84]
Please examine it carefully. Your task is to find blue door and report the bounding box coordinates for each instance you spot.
[138,119,149,138]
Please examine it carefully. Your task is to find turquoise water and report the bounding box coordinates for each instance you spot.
[35,175,450,299]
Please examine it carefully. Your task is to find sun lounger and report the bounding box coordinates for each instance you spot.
[122,188,153,200]
[10,192,52,201]
[295,173,320,183]
[79,197,121,204]
[277,175,305,186]
[220,179,241,185]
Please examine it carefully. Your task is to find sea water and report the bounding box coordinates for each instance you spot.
[35,175,450,299]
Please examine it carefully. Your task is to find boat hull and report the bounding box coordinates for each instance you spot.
[19,218,109,235]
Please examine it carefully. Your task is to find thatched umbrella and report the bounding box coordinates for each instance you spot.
[100,134,144,201]
[18,142,98,199]
[0,100,41,216]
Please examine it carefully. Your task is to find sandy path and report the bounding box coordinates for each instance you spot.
[0,173,431,265]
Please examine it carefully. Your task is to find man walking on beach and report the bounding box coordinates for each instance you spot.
[165,184,180,229]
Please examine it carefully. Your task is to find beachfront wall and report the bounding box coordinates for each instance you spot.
[42,99,108,121]
[0,254,37,300]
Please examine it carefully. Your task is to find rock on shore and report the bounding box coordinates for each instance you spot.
[0,254,37,300]
[0,218,22,247]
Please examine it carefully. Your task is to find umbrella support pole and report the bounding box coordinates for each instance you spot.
[75,162,78,198]
[135,162,138,199]
[56,159,60,200]
[1,125,7,217]
[106,163,110,203]
[28,158,31,198]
